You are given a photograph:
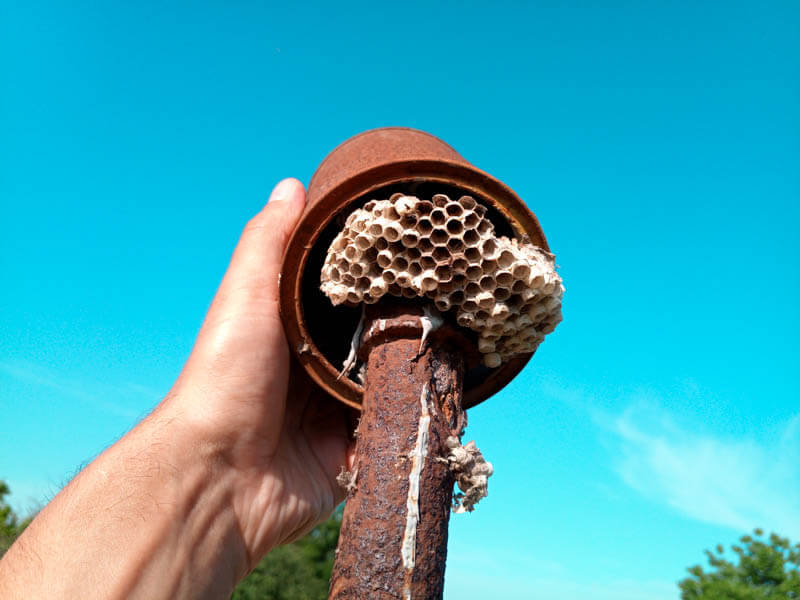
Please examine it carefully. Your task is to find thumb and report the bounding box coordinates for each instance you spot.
[208,178,307,322]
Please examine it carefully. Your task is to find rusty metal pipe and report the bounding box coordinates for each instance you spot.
[329,306,465,599]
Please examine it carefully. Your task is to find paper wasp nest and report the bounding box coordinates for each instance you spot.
[320,193,563,367]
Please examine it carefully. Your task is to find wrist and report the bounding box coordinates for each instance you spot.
[1,406,251,600]
[125,405,252,594]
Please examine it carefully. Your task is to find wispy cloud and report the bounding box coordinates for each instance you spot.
[0,360,162,420]
[538,375,800,537]
[611,403,800,537]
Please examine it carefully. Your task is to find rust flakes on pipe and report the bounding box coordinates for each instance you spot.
[329,316,465,599]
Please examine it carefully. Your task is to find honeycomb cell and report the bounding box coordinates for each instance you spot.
[495,270,513,288]
[395,195,417,216]
[390,255,408,271]
[464,247,480,262]
[541,320,558,334]
[416,215,433,236]
[452,257,469,272]
[401,231,420,248]
[431,228,449,245]
[449,290,465,305]
[478,338,495,354]
[484,353,502,368]
[506,294,524,310]
[435,297,451,312]
[419,271,438,292]
[463,229,480,246]
[433,264,452,282]
[438,280,454,294]
[383,222,402,242]
[465,265,482,281]
[377,250,393,269]
[516,314,533,329]
[497,249,515,269]
[511,263,530,281]
[416,200,433,215]
[446,218,464,235]
[445,202,463,217]
[364,246,378,262]
[481,238,497,256]
[465,281,481,297]
[476,292,494,310]
[446,237,465,253]
[417,238,434,254]
[491,303,510,319]
[400,213,418,228]
[464,211,480,229]
[431,209,447,226]
[432,193,449,208]
[432,246,449,262]
[415,257,435,274]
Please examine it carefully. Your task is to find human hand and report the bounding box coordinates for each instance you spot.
[164,177,355,563]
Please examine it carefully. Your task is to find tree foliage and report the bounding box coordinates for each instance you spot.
[231,507,341,600]
[1,481,33,558]
[680,529,800,599]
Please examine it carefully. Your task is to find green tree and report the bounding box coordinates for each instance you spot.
[680,529,800,599]
[1,481,34,558]
[231,507,342,600]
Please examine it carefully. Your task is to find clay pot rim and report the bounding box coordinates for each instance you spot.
[280,155,545,410]
[309,127,461,194]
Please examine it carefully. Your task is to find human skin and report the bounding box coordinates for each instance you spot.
[0,178,354,599]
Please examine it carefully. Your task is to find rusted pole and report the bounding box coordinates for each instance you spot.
[329,305,466,600]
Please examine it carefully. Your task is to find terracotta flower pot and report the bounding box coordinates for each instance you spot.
[279,127,549,410]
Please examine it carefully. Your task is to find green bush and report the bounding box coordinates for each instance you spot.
[680,529,800,599]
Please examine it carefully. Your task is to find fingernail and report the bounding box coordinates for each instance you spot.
[269,178,296,204]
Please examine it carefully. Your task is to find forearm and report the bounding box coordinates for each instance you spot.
[0,409,249,600]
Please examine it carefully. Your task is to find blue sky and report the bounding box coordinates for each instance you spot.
[1,1,798,597]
